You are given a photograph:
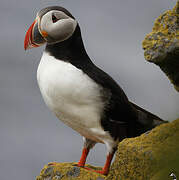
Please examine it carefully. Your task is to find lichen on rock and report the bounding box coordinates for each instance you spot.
[36,119,179,180]
[142,1,179,92]
[36,162,105,180]
[107,119,179,180]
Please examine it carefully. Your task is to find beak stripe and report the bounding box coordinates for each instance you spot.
[29,21,39,48]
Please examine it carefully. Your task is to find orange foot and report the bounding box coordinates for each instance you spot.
[83,167,108,175]
[93,169,108,175]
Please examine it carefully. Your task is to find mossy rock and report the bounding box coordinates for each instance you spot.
[36,162,105,180]
[108,119,179,180]
[36,119,179,180]
[142,1,179,92]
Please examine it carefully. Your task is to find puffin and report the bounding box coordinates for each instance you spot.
[24,6,165,175]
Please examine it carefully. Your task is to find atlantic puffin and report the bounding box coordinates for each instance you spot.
[24,6,165,175]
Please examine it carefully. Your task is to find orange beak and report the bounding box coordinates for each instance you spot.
[24,20,40,50]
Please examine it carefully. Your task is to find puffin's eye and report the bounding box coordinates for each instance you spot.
[52,14,59,23]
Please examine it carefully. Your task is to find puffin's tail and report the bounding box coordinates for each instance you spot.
[130,102,168,135]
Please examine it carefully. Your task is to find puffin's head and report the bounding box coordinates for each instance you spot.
[24,6,77,50]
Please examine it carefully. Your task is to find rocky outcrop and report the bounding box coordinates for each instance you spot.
[142,1,179,92]
[36,163,105,180]
[107,118,179,180]
[36,119,179,180]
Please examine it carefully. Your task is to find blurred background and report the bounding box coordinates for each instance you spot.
[0,0,179,179]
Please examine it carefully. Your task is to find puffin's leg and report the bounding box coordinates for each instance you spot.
[94,151,115,175]
[94,143,117,175]
[77,138,96,167]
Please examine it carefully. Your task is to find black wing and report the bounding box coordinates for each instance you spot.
[83,63,166,139]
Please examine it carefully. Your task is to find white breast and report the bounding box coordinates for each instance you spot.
[37,52,111,143]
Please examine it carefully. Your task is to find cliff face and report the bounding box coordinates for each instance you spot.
[142,1,179,92]
[36,119,179,180]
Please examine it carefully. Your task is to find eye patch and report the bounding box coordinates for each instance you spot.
[52,14,59,23]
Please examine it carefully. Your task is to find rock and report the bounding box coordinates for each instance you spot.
[142,1,179,92]
[36,162,105,180]
[36,119,179,180]
[66,167,80,178]
[107,119,179,180]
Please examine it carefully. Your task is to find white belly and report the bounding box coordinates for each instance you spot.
[37,52,110,142]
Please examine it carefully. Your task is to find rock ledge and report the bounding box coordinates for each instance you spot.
[36,119,179,180]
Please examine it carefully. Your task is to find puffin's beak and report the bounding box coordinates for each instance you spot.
[24,19,46,50]
[24,20,38,50]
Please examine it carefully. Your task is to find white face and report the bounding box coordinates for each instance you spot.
[39,10,77,44]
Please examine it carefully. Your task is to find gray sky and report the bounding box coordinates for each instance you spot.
[0,0,179,179]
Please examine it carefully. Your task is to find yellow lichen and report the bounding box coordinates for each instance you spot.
[36,119,179,180]
[36,162,106,180]
[142,4,179,60]
[142,1,179,92]
[107,119,179,180]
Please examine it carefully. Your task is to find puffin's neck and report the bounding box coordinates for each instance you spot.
[45,25,91,65]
